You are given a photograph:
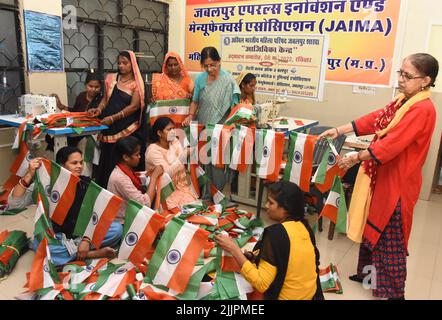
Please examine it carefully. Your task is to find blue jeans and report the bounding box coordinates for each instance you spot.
[32,221,123,266]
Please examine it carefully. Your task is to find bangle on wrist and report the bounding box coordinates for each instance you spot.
[357,151,363,162]
[120,111,125,119]
[110,116,114,124]
[19,178,30,189]
[334,127,340,136]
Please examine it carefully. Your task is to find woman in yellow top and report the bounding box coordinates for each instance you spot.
[215,181,323,300]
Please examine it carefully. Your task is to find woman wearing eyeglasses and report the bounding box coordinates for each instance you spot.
[320,53,439,300]
[183,47,241,198]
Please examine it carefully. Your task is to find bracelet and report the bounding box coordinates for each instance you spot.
[334,127,340,137]
[18,178,30,189]
[120,111,125,119]
[357,151,363,162]
[110,116,114,124]
[82,237,91,244]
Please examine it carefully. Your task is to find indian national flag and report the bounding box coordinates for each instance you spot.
[140,283,177,300]
[70,258,108,286]
[154,173,175,210]
[145,217,209,294]
[312,139,346,193]
[214,269,254,300]
[221,249,241,273]
[186,213,218,226]
[229,125,255,173]
[255,129,285,181]
[184,122,205,164]
[149,98,190,126]
[283,132,317,192]
[0,174,21,202]
[210,184,228,207]
[320,176,348,234]
[38,159,80,226]
[73,181,123,249]
[33,194,56,241]
[225,103,255,126]
[189,165,208,197]
[28,237,60,292]
[208,124,232,168]
[92,262,137,298]
[319,263,343,294]
[10,135,32,178]
[118,200,165,265]
[84,135,100,165]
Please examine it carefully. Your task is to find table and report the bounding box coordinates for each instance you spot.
[0,114,107,176]
[230,117,319,216]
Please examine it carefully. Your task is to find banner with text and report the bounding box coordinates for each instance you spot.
[185,0,401,87]
[221,34,328,100]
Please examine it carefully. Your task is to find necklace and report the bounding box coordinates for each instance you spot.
[119,77,133,83]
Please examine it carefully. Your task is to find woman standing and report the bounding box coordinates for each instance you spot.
[182,47,240,196]
[320,53,439,299]
[89,51,146,188]
[215,181,323,300]
[152,52,194,101]
[145,117,197,210]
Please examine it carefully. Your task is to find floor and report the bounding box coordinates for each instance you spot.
[1,193,442,300]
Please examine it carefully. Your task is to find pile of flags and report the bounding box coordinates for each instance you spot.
[0,230,29,279]
[21,200,264,300]
[319,263,343,294]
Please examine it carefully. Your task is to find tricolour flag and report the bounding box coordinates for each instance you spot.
[149,98,190,126]
[0,174,21,202]
[33,194,56,241]
[319,263,343,294]
[28,237,60,292]
[84,135,100,165]
[69,258,108,286]
[312,139,346,193]
[229,125,255,173]
[93,262,136,298]
[73,181,123,249]
[184,122,205,164]
[154,173,175,210]
[255,129,285,181]
[145,217,209,294]
[189,165,208,198]
[186,213,218,226]
[38,159,80,226]
[224,103,255,126]
[10,123,32,177]
[210,184,228,208]
[214,268,254,300]
[320,176,348,234]
[283,132,317,192]
[118,200,165,265]
[208,124,233,168]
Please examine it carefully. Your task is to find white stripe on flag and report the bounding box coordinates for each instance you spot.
[97,263,134,296]
[325,190,340,207]
[230,126,248,170]
[211,125,223,166]
[49,167,72,218]
[150,106,189,117]
[257,130,275,177]
[118,206,155,260]
[43,249,55,288]
[152,223,199,287]
[289,133,307,185]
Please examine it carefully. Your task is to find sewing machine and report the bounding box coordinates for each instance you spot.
[255,98,288,128]
[18,94,58,116]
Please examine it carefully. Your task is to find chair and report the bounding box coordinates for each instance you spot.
[308,126,346,240]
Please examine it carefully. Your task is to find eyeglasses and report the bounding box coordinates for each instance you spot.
[203,62,219,70]
[396,70,425,81]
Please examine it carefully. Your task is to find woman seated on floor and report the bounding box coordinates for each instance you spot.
[107,136,164,222]
[215,181,324,300]
[145,116,198,210]
[8,146,122,266]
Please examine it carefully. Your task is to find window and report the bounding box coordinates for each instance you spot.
[63,0,169,106]
[0,0,25,115]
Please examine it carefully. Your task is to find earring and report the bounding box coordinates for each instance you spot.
[421,86,425,91]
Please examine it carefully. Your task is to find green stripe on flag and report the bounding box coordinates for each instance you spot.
[283,131,297,181]
[155,98,190,107]
[122,200,142,238]
[73,181,101,237]
[144,217,185,283]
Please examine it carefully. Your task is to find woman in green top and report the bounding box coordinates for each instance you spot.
[183,47,240,198]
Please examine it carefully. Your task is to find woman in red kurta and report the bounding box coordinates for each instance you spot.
[320,53,439,299]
